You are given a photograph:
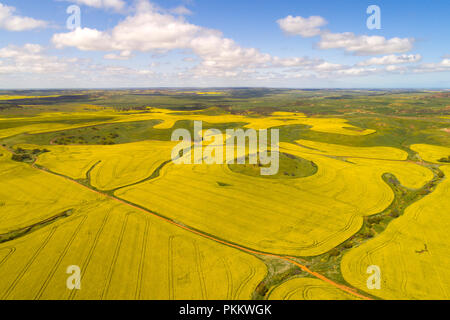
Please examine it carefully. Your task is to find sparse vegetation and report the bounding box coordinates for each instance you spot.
[438,155,450,163]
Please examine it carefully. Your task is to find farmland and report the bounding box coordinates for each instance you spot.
[341,161,450,299]
[268,278,360,300]
[0,198,267,300]
[0,89,449,300]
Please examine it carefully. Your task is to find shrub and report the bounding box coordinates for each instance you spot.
[343,241,353,249]
[438,156,450,163]
[368,216,383,225]
[329,248,340,256]
[12,154,31,162]
[390,209,400,218]
[366,229,376,238]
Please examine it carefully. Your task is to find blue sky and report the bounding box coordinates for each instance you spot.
[0,0,449,88]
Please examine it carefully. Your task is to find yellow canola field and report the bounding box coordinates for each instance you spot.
[0,113,117,139]
[116,142,432,257]
[270,112,306,117]
[268,278,359,300]
[0,108,375,139]
[0,149,102,233]
[116,160,361,257]
[341,164,450,300]
[145,109,375,135]
[0,95,64,100]
[280,143,432,209]
[0,198,267,300]
[35,141,177,190]
[0,123,87,139]
[411,144,450,163]
[293,139,408,160]
[346,158,434,190]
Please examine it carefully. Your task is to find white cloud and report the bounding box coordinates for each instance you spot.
[49,0,446,85]
[53,27,114,51]
[53,1,202,52]
[0,43,163,89]
[276,14,414,56]
[271,56,321,68]
[413,59,450,73]
[0,3,47,31]
[313,62,345,71]
[0,44,68,74]
[358,54,422,66]
[104,50,133,60]
[190,35,273,71]
[52,1,323,75]
[318,32,414,55]
[277,15,327,37]
[336,67,378,76]
[64,0,126,11]
[385,65,407,73]
[170,6,192,16]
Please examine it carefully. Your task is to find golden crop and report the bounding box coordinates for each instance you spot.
[36,141,177,190]
[341,164,450,299]
[116,141,432,257]
[411,144,450,163]
[0,150,101,233]
[268,278,359,300]
[0,108,374,140]
[0,198,266,300]
[0,108,444,300]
